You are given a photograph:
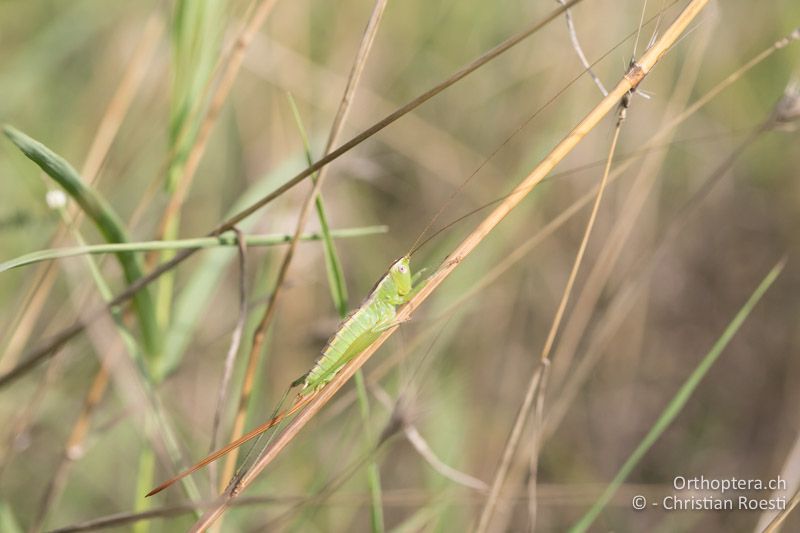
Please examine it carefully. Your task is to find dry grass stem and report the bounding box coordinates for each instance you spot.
[476,101,625,533]
[0,14,163,373]
[187,2,711,528]
[6,4,797,531]
[158,0,279,230]
[556,0,608,96]
[218,0,390,490]
[208,229,248,480]
[0,0,585,390]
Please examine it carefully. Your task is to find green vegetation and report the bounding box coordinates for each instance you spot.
[0,1,798,531]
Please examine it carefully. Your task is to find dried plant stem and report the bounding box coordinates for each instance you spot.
[81,15,164,184]
[475,106,624,533]
[541,118,622,366]
[158,0,279,230]
[404,425,489,492]
[218,0,388,491]
[208,229,248,486]
[548,26,800,396]
[547,23,712,393]
[51,486,568,533]
[556,0,608,96]
[29,365,110,533]
[0,0,585,388]
[526,361,551,530]
[188,2,711,529]
[543,113,782,448]
[762,486,800,532]
[479,365,545,533]
[0,14,163,373]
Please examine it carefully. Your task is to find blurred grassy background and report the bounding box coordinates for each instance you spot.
[1,0,800,531]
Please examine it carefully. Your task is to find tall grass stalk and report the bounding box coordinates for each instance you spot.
[476,106,626,533]
[0,0,590,386]
[219,2,391,528]
[0,13,162,373]
[288,93,386,532]
[156,0,226,339]
[0,227,387,273]
[188,2,712,528]
[569,259,785,532]
[3,126,160,357]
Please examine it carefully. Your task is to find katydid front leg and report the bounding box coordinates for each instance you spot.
[405,270,430,302]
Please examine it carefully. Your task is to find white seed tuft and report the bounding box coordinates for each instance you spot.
[45,189,67,210]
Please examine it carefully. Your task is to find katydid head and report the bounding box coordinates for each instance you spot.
[390,256,412,295]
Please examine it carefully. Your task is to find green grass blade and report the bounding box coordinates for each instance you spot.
[287,94,349,316]
[0,501,23,533]
[49,204,202,510]
[3,125,160,357]
[133,445,156,533]
[288,93,385,532]
[355,370,386,532]
[569,259,785,533]
[0,137,205,507]
[0,227,387,273]
[168,0,224,189]
[156,0,227,358]
[158,152,311,379]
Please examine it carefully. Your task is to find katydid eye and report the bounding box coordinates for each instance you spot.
[398,265,407,273]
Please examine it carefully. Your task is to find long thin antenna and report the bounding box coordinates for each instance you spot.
[409,25,631,255]
[410,197,504,256]
[409,119,749,256]
[407,112,533,254]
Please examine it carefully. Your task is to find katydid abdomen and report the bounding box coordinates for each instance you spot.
[302,274,403,395]
[147,256,417,497]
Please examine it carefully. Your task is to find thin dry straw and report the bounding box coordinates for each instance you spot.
[0,14,162,372]
[547,25,800,396]
[410,1,684,257]
[527,358,550,528]
[207,228,248,479]
[218,2,390,517]
[546,25,714,397]
[570,259,785,532]
[0,0,587,389]
[186,2,712,529]
[762,486,800,532]
[407,3,664,257]
[556,0,608,96]
[158,0,279,229]
[542,86,800,446]
[477,104,627,533]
